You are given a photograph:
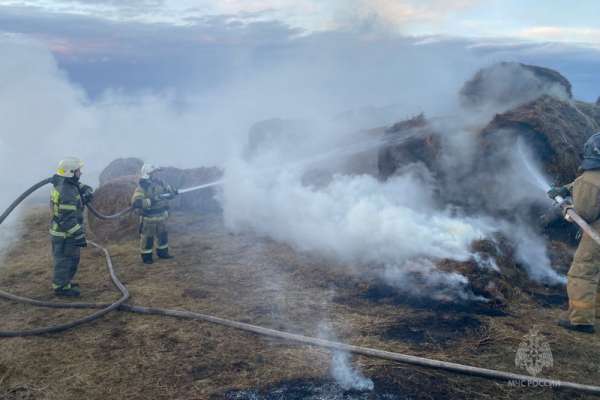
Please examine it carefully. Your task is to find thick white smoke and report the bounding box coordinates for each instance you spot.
[223,157,493,297]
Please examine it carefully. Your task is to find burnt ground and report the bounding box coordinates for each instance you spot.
[0,208,600,399]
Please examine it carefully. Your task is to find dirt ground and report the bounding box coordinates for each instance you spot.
[1,207,600,399]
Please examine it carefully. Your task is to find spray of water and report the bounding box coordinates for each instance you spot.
[180,125,427,195]
[516,137,551,192]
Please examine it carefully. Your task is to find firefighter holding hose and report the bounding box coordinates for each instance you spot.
[131,164,178,265]
[49,157,94,297]
[548,132,600,333]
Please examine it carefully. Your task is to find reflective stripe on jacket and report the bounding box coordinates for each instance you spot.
[49,174,86,238]
[131,178,176,220]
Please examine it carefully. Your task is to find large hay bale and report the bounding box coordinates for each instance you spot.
[460,62,572,111]
[99,158,143,186]
[479,95,600,184]
[378,114,441,180]
[244,118,311,161]
[87,176,138,242]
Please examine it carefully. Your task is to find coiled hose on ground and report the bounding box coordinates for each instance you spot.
[1,179,600,396]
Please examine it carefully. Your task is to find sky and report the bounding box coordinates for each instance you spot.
[1,0,599,41]
[0,0,598,100]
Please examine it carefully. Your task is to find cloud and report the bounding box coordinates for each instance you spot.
[333,0,481,32]
[519,26,600,46]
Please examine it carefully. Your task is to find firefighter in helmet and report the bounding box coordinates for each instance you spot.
[49,157,94,297]
[131,164,178,264]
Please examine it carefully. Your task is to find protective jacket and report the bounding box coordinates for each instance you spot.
[131,178,176,220]
[131,177,177,261]
[566,170,600,325]
[49,174,88,239]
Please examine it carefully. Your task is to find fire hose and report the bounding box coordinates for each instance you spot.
[2,179,600,396]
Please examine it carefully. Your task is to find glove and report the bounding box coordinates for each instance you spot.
[80,184,94,205]
[547,186,570,200]
[72,235,87,247]
[562,204,575,222]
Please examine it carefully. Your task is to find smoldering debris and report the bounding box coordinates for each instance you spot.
[223,378,404,400]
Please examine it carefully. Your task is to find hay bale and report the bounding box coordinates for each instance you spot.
[479,95,600,184]
[460,62,572,111]
[99,158,143,186]
[378,114,441,180]
[244,118,311,161]
[87,176,138,242]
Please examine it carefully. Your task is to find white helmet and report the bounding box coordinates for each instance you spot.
[141,163,159,179]
[56,157,84,178]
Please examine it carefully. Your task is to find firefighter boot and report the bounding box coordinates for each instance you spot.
[157,248,174,260]
[54,283,81,297]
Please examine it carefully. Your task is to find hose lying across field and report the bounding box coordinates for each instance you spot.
[2,179,600,396]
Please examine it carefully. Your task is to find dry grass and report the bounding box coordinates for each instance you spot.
[0,207,599,399]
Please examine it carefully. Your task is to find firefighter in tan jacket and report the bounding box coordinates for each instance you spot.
[549,132,600,333]
[131,164,178,264]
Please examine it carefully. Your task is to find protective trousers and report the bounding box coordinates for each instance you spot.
[140,217,169,257]
[567,232,600,326]
[51,237,81,288]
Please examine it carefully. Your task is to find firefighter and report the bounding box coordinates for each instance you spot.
[49,157,94,297]
[548,132,600,333]
[131,164,178,264]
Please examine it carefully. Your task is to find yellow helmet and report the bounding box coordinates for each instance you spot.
[57,157,84,178]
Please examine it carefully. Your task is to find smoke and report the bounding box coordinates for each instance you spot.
[511,224,567,284]
[223,155,493,298]
[0,29,573,290]
[221,58,572,293]
[318,323,374,391]
[330,351,374,392]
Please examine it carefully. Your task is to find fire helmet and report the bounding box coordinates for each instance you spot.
[581,132,600,171]
[56,157,84,178]
[141,163,160,179]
